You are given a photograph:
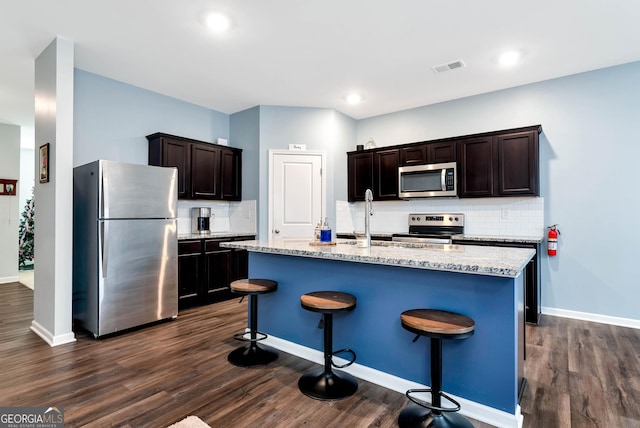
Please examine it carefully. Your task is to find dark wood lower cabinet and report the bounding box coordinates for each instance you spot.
[452,239,541,325]
[178,236,253,310]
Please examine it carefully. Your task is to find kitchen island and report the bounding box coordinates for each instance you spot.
[221,239,534,427]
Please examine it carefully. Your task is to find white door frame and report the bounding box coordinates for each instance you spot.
[268,150,326,239]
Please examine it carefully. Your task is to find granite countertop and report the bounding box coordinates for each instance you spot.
[452,234,544,244]
[337,232,543,244]
[177,232,256,241]
[221,238,535,278]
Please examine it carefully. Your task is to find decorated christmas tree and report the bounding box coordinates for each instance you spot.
[18,187,34,268]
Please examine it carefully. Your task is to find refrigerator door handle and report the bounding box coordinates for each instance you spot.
[102,162,110,219]
[101,221,109,278]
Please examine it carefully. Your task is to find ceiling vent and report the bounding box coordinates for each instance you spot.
[432,59,467,74]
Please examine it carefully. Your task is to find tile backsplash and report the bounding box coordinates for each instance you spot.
[177,199,256,235]
[337,197,544,238]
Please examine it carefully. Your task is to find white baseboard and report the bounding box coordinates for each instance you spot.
[262,335,523,428]
[0,275,19,284]
[542,306,640,329]
[30,320,76,347]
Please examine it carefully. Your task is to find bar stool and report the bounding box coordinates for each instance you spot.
[398,309,475,428]
[227,278,278,367]
[298,291,358,400]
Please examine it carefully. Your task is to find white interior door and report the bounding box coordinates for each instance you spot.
[270,151,324,238]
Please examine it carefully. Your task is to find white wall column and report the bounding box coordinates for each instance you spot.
[31,37,75,346]
[0,123,21,284]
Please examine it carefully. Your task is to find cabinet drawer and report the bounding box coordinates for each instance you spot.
[204,239,225,253]
[178,240,202,255]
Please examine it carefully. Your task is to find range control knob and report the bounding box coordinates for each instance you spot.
[416,216,421,221]
[449,217,453,221]
[411,216,416,221]
[455,217,459,222]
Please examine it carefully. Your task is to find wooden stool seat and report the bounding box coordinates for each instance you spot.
[300,291,356,313]
[230,278,278,294]
[400,309,475,339]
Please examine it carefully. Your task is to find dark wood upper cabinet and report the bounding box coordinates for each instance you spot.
[457,136,495,197]
[495,130,538,196]
[457,127,540,197]
[191,144,221,199]
[400,141,455,166]
[148,136,190,198]
[348,152,373,202]
[147,133,242,201]
[220,148,242,201]
[349,125,540,201]
[400,145,428,166]
[347,149,400,202]
[373,149,400,200]
[428,141,456,164]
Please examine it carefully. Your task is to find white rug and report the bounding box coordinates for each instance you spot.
[167,416,211,428]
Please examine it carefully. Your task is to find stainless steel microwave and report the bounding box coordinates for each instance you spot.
[398,161,457,198]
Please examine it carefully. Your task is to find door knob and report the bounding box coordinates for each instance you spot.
[274,229,280,234]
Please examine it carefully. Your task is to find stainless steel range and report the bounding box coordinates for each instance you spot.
[392,213,464,244]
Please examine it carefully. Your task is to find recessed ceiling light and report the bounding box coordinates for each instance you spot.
[205,12,232,33]
[346,93,363,104]
[499,50,521,66]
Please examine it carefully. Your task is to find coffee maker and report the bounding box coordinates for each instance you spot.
[192,207,213,234]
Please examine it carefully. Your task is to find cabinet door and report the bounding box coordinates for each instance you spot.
[204,251,232,302]
[495,131,539,196]
[400,145,428,166]
[347,152,373,202]
[149,138,190,199]
[177,240,202,309]
[204,239,232,303]
[373,149,400,200]
[457,136,494,197]
[428,141,456,163]
[191,144,221,199]
[231,249,249,281]
[220,148,242,201]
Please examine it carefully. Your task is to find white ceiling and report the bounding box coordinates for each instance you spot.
[2,0,640,142]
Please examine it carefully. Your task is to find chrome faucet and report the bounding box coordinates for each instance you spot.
[364,188,374,247]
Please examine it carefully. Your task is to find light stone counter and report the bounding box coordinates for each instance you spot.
[221,238,535,278]
[452,234,544,244]
[177,232,255,241]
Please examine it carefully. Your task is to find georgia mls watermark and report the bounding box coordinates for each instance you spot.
[0,407,64,428]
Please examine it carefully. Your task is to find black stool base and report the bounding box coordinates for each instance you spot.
[227,344,278,367]
[298,367,358,401]
[398,404,474,428]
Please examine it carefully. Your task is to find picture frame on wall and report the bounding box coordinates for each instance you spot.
[0,179,18,196]
[39,143,49,183]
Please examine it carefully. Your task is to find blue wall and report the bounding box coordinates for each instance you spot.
[73,69,230,167]
[356,61,640,322]
[239,106,356,239]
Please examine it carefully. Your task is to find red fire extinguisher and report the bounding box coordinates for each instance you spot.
[547,225,559,256]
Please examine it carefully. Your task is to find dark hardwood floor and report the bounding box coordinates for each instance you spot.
[1,282,638,427]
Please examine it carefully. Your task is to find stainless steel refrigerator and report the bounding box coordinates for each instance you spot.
[73,160,178,337]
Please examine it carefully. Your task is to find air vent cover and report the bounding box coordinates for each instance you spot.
[432,59,466,74]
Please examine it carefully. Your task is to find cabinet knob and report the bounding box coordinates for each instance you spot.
[274,229,280,234]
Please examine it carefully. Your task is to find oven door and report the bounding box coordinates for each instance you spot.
[398,162,457,198]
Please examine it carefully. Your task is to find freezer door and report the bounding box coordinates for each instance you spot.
[97,218,178,336]
[101,160,177,219]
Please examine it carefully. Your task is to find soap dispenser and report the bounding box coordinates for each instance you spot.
[320,218,332,243]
